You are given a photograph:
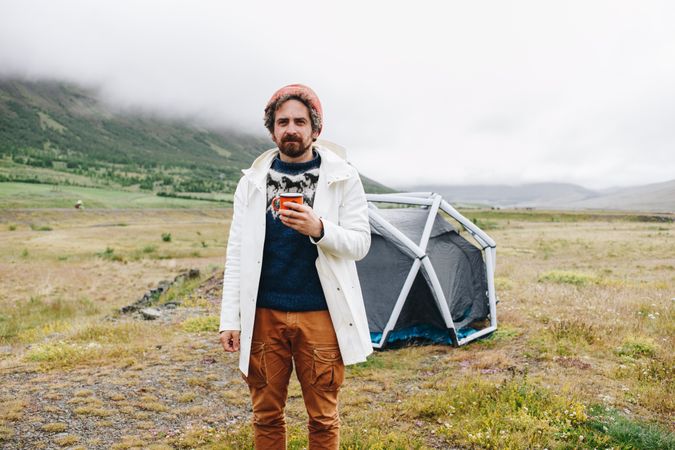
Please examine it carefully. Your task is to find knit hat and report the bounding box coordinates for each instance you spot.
[264,84,323,135]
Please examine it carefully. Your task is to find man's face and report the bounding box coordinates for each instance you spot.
[272,99,318,160]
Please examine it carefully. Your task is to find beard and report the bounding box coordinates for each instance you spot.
[278,135,312,158]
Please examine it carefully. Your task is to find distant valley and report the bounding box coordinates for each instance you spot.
[404,180,675,212]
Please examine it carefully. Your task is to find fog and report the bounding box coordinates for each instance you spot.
[1,0,674,188]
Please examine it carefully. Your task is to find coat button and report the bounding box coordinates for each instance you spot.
[349,323,353,326]
[337,287,340,291]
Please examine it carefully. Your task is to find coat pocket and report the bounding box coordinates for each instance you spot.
[242,341,267,388]
[311,346,344,391]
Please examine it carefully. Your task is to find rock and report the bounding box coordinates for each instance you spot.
[140,308,162,320]
[188,269,200,279]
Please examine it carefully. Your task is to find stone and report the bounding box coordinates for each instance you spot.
[140,308,162,320]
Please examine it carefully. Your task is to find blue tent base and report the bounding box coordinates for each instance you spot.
[370,324,482,347]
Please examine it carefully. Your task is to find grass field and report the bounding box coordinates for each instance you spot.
[0,182,232,209]
[0,205,673,449]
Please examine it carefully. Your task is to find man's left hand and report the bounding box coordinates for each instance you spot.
[279,201,323,239]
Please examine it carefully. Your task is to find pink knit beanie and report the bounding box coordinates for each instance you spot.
[264,84,323,135]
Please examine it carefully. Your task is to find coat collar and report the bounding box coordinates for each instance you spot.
[242,144,353,193]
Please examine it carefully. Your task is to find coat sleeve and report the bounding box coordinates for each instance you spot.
[311,170,371,261]
[219,178,246,332]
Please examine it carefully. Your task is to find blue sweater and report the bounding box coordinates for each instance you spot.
[256,151,328,311]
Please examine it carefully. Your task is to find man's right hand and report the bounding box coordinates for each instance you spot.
[219,330,241,352]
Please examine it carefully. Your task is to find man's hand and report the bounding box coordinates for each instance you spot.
[279,202,323,239]
[219,330,241,352]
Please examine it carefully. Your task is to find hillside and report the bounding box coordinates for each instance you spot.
[406,181,675,212]
[0,78,391,200]
[565,179,675,212]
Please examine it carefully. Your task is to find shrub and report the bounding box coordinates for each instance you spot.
[29,223,52,231]
[96,247,123,262]
[615,339,657,358]
[161,233,171,242]
[142,245,157,254]
[548,319,597,344]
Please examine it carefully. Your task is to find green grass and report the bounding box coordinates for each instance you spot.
[347,351,403,376]
[95,247,123,262]
[23,320,162,370]
[583,405,675,449]
[69,321,147,344]
[538,270,598,286]
[181,316,219,333]
[615,338,658,359]
[406,376,588,448]
[157,273,206,306]
[29,223,52,231]
[0,182,226,209]
[0,296,99,344]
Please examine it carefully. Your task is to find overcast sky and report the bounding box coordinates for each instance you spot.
[1,1,674,189]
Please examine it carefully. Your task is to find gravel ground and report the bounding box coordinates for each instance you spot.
[0,271,253,450]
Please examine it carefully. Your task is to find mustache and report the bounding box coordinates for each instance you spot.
[281,134,302,143]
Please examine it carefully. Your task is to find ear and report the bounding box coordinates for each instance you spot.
[311,130,319,141]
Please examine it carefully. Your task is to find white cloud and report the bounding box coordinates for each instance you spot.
[1,0,674,188]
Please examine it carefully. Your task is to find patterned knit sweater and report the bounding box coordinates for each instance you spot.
[256,151,328,311]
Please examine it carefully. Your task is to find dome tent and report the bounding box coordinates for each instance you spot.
[357,192,498,348]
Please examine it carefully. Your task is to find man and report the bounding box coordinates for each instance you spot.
[219,84,373,449]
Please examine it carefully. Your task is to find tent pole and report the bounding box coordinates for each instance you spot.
[439,200,496,249]
[364,192,499,348]
[484,246,498,329]
[457,326,497,345]
[367,194,435,207]
[377,259,422,347]
[418,194,443,252]
[368,209,426,258]
[420,256,455,329]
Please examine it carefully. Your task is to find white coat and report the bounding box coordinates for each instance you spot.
[219,144,374,376]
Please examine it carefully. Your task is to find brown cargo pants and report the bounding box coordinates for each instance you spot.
[241,307,345,450]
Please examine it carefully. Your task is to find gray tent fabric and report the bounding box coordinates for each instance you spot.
[357,204,491,347]
[359,234,414,332]
[427,231,488,323]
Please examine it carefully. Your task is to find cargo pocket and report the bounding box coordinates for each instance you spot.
[311,347,344,391]
[242,341,267,388]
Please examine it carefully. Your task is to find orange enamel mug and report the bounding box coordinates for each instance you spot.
[278,193,303,210]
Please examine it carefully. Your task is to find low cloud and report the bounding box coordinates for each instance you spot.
[1,0,673,188]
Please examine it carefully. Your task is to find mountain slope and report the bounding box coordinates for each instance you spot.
[405,181,675,212]
[0,79,270,189]
[406,183,596,207]
[565,179,675,212]
[0,78,392,195]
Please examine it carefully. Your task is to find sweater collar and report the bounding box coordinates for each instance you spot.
[243,144,352,192]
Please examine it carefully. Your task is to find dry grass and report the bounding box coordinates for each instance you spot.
[0,208,672,449]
